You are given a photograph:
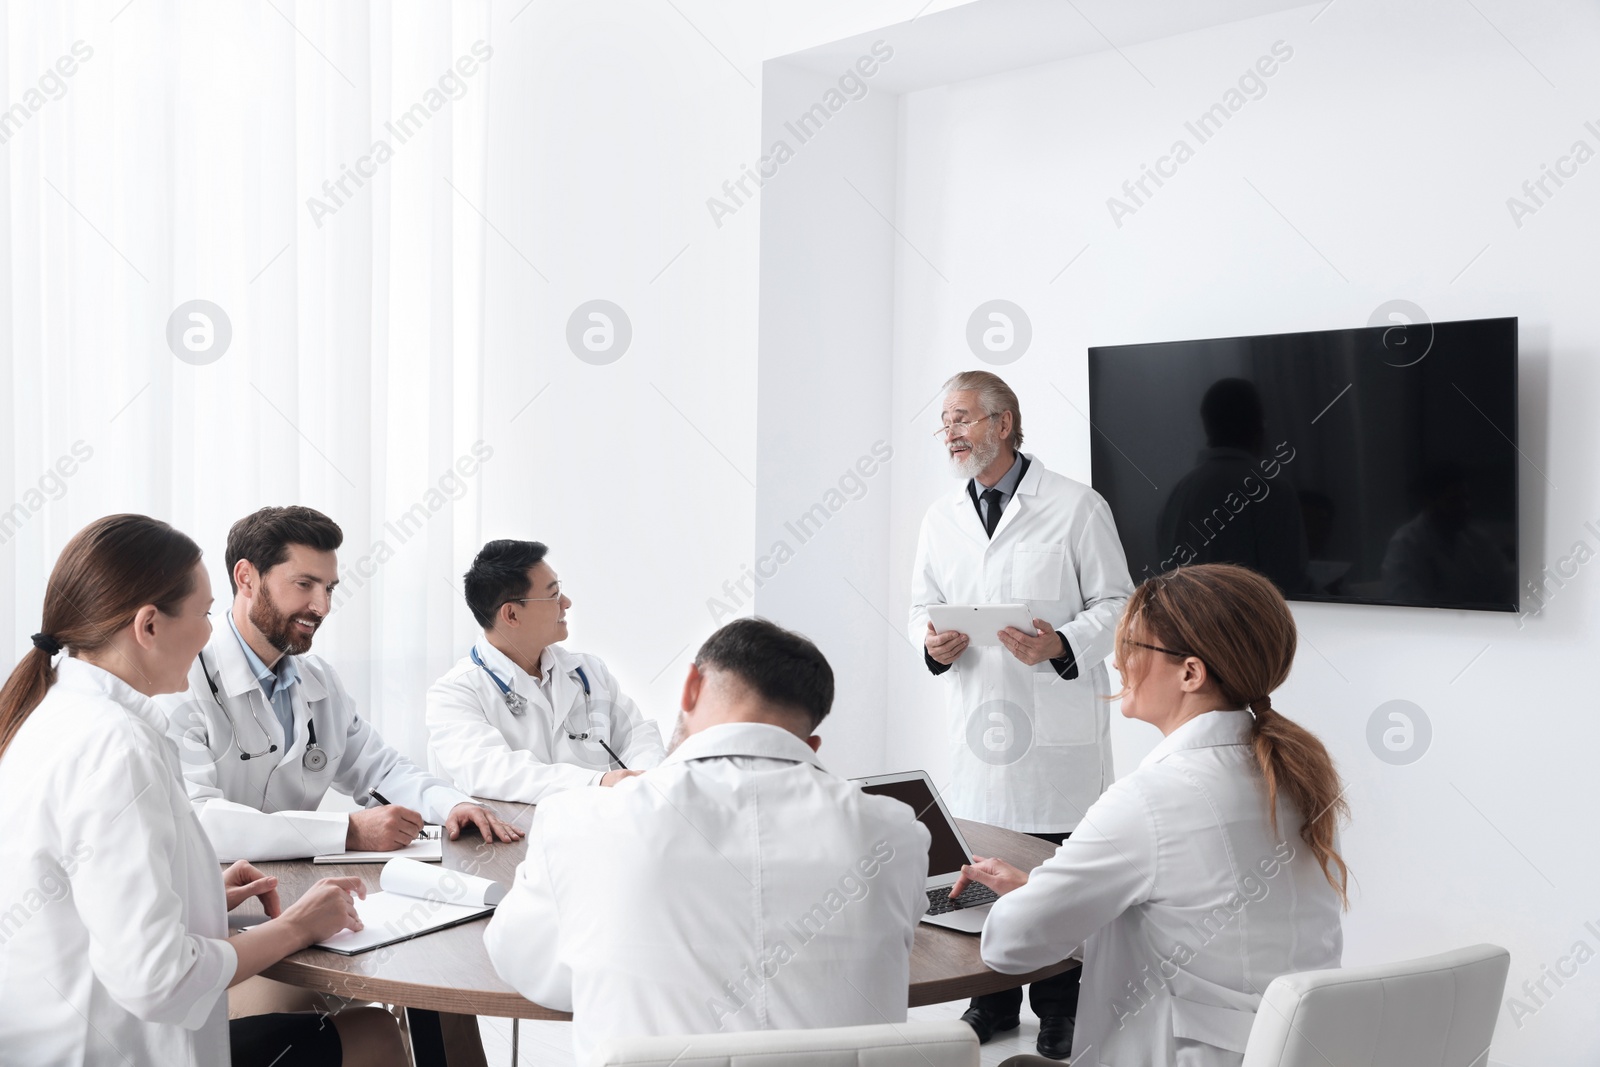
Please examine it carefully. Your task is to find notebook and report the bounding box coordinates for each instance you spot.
[314,857,508,956]
[314,825,443,864]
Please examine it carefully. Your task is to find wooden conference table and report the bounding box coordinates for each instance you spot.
[249,798,1076,1066]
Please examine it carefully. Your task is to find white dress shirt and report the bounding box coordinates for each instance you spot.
[426,640,664,803]
[484,721,932,1066]
[972,447,1028,528]
[161,630,471,861]
[980,711,1344,1067]
[0,659,236,1066]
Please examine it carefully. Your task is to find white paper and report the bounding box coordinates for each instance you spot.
[312,858,508,954]
[314,826,443,864]
[379,856,507,907]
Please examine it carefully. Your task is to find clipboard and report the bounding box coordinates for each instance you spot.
[314,894,496,956]
[313,857,507,956]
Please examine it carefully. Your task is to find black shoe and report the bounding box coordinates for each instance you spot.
[959,1006,1020,1044]
[1035,1014,1075,1060]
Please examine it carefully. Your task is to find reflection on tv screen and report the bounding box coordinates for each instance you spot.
[1088,317,1518,612]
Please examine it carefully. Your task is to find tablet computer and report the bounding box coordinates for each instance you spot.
[926,603,1035,646]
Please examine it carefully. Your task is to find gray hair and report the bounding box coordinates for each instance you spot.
[943,370,1024,448]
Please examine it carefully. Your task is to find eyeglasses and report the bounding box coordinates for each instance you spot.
[934,413,997,437]
[505,581,563,606]
[1129,640,1192,658]
[1128,639,1228,690]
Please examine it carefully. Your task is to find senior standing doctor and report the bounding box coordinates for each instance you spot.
[958,564,1347,1067]
[909,370,1133,1057]
[164,506,519,863]
[427,539,663,802]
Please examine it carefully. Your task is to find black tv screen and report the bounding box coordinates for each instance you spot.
[1088,317,1519,612]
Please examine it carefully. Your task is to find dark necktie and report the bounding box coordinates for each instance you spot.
[981,488,1003,538]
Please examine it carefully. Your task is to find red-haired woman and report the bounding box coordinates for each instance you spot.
[961,564,1348,1067]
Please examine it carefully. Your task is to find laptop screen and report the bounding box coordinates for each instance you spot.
[859,777,970,879]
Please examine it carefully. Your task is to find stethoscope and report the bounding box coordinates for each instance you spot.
[470,646,627,767]
[202,649,328,772]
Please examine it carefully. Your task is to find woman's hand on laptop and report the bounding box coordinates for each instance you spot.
[950,856,1028,899]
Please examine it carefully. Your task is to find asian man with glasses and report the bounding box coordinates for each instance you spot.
[425,538,664,803]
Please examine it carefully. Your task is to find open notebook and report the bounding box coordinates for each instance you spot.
[315,858,507,956]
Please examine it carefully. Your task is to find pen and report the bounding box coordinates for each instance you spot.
[367,788,432,842]
[598,739,627,770]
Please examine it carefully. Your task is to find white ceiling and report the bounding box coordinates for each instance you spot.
[770,0,1320,93]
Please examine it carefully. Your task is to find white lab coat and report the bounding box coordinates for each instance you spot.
[161,630,471,861]
[425,640,665,803]
[980,711,1344,1067]
[0,658,236,1066]
[909,454,1134,832]
[484,721,932,1067]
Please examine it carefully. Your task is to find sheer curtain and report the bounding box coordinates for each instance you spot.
[2,0,495,758]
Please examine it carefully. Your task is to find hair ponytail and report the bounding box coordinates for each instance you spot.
[0,647,60,757]
[0,515,201,760]
[1248,697,1349,906]
[1115,564,1351,908]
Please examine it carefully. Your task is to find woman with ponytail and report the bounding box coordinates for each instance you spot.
[0,515,403,1066]
[956,563,1348,1067]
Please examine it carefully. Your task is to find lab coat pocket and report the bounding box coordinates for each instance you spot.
[1032,672,1097,747]
[1011,542,1065,602]
[1170,995,1256,1054]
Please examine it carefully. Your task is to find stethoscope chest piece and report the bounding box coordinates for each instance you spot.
[299,717,327,772]
[473,646,532,717]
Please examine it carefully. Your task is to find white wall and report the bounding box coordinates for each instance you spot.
[867,2,1595,1065]
[464,0,782,747]
[751,57,900,774]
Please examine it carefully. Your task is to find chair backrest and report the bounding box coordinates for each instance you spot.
[1241,943,1510,1067]
[593,1021,979,1067]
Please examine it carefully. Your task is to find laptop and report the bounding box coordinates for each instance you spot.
[854,770,999,933]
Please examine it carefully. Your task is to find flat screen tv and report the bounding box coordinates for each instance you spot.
[1088,317,1518,612]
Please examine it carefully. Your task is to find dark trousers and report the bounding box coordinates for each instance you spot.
[969,832,1080,1020]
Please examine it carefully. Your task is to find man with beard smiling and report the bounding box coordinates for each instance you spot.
[908,371,1132,1059]
[165,506,520,866]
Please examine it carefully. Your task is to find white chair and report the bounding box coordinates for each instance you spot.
[594,1020,979,1067]
[1241,943,1510,1067]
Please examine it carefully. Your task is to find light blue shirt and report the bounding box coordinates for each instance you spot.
[227,611,300,750]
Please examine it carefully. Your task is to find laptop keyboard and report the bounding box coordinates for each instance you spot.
[926,882,998,915]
